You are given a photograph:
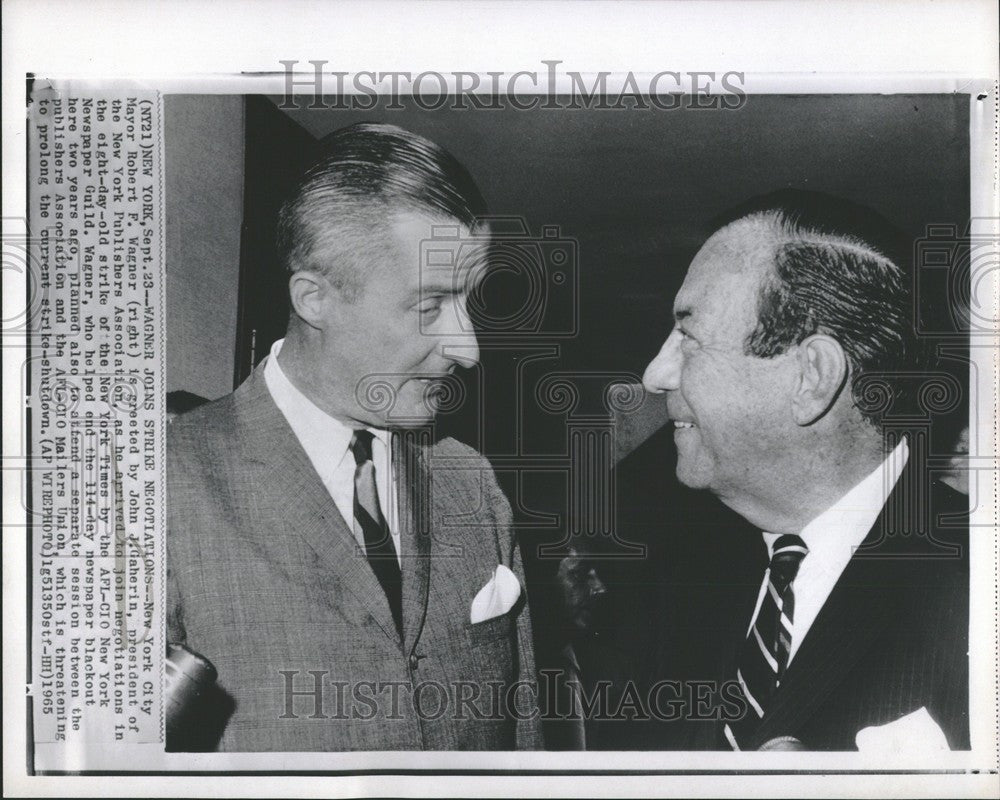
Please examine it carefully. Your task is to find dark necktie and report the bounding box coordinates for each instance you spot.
[349,430,403,636]
[724,533,808,750]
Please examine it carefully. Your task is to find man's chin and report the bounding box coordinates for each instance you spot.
[386,415,435,429]
[674,460,712,491]
[363,381,435,427]
[383,401,437,428]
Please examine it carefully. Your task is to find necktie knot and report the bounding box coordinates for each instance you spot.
[350,429,375,465]
[769,534,808,591]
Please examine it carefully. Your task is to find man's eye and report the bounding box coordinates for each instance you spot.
[677,329,699,349]
[418,297,444,316]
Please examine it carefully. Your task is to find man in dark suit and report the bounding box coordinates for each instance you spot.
[640,190,969,751]
[167,123,542,751]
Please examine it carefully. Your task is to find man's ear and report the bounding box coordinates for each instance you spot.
[288,269,333,330]
[791,333,848,426]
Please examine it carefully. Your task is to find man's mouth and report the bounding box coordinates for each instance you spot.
[415,376,451,403]
[416,377,440,395]
[673,420,696,429]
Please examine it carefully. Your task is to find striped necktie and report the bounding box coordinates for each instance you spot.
[349,430,403,636]
[724,533,808,750]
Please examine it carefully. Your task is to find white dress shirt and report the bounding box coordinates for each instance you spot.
[748,438,909,665]
[263,339,401,563]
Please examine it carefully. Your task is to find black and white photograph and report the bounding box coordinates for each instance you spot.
[3,1,998,797]
[160,89,977,754]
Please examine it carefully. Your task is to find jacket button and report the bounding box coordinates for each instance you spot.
[409,653,420,671]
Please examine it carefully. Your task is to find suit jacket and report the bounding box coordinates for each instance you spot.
[166,366,543,751]
[683,459,970,751]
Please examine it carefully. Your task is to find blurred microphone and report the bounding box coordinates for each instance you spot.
[165,643,218,738]
[758,735,806,751]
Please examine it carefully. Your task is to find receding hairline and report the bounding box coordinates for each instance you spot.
[718,210,900,275]
[291,204,492,307]
[287,200,488,272]
[677,210,902,330]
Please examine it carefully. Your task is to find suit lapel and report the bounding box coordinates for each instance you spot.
[233,367,402,644]
[749,543,905,748]
[395,429,433,653]
[691,561,764,751]
[749,460,927,749]
[714,535,769,678]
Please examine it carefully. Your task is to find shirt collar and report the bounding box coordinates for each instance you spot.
[762,438,910,568]
[263,338,391,469]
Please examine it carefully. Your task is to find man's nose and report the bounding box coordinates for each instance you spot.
[642,329,682,393]
[440,297,480,369]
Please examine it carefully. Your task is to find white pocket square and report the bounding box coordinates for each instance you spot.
[470,564,521,624]
[855,706,950,753]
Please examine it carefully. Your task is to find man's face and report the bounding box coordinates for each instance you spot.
[556,547,608,633]
[317,211,486,428]
[641,220,797,502]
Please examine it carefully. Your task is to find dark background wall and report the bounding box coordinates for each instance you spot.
[164,95,245,399]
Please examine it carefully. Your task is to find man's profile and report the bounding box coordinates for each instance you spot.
[641,190,969,751]
[166,123,542,751]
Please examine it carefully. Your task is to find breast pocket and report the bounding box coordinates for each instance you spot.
[456,608,516,687]
[465,610,514,644]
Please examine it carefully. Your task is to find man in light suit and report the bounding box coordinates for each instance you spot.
[641,190,969,751]
[167,123,542,751]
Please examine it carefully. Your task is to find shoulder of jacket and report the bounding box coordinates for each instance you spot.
[167,393,239,460]
[428,435,486,460]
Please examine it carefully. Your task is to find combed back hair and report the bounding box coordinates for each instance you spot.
[276,122,487,297]
[713,190,923,428]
